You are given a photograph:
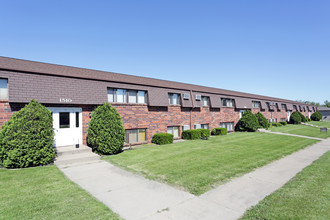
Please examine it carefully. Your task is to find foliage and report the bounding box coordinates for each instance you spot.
[255,112,269,129]
[212,128,227,135]
[289,111,302,124]
[280,121,287,126]
[297,111,307,122]
[271,122,281,127]
[151,133,174,145]
[0,100,55,168]
[182,129,202,140]
[87,103,125,155]
[311,111,322,121]
[235,110,259,132]
[197,129,211,139]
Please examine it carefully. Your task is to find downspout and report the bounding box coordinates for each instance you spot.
[190,90,194,129]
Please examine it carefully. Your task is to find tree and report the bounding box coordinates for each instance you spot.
[87,103,125,155]
[0,100,55,168]
[289,111,302,124]
[311,111,322,121]
[235,110,259,132]
[255,112,269,129]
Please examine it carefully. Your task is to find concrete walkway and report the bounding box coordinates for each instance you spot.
[260,130,324,140]
[57,137,330,220]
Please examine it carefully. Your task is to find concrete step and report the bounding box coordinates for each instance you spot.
[55,151,101,166]
[55,145,93,156]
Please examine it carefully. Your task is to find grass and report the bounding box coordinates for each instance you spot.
[270,124,330,139]
[105,132,318,195]
[0,165,121,220]
[241,151,330,220]
[307,120,330,128]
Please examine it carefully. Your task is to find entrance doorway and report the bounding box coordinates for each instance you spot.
[49,107,82,146]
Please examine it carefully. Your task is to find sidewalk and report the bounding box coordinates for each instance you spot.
[57,137,330,220]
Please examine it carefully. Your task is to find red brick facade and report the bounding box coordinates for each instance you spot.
[0,101,314,146]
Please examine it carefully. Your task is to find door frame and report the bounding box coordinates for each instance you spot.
[48,107,83,147]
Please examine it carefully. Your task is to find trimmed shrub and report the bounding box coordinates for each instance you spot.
[212,128,227,135]
[289,111,302,124]
[182,129,201,140]
[255,112,269,129]
[297,111,307,122]
[87,103,125,155]
[272,122,281,127]
[311,111,322,121]
[197,129,211,139]
[235,110,259,132]
[279,121,287,126]
[151,133,174,145]
[0,99,55,168]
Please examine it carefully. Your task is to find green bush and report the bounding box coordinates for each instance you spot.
[289,111,302,124]
[151,133,174,145]
[0,100,55,168]
[279,121,287,126]
[311,111,322,121]
[182,129,202,140]
[297,111,307,122]
[272,122,281,127]
[255,112,269,129]
[197,129,211,139]
[235,110,259,132]
[212,128,227,135]
[87,103,125,155]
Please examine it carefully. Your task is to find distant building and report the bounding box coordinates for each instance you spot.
[318,107,330,121]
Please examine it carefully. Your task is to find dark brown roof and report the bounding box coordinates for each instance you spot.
[0,56,313,106]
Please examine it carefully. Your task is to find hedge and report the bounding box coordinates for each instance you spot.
[197,129,211,138]
[182,129,202,140]
[289,111,302,124]
[271,122,281,127]
[235,110,260,132]
[311,111,322,121]
[279,121,287,126]
[87,103,125,155]
[212,128,227,135]
[255,112,269,129]
[151,133,174,145]
[0,99,55,168]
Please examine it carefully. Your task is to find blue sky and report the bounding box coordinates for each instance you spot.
[1,1,329,103]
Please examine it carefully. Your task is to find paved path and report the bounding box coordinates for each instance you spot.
[58,137,330,220]
[261,130,324,140]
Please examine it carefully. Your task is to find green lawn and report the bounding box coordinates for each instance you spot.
[0,166,121,220]
[105,133,318,195]
[270,124,330,139]
[307,120,330,128]
[241,151,330,220]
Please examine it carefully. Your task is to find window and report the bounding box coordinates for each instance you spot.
[167,126,180,138]
[126,129,146,144]
[240,110,246,118]
[59,112,70,128]
[201,124,209,129]
[107,88,146,104]
[194,124,201,129]
[182,125,190,131]
[269,118,277,123]
[252,101,260,108]
[281,104,286,109]
[221,98,233,107]
[75,112,79,128]
[201,96,209,106]
[0,79,8,99]
[220,122,234,131]
[280,118,286,122]
[293,105,297,110]
[168,93,180,105]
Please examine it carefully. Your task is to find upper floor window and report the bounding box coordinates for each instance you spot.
[0,79,8,99]
[107,88,146,104]
[252,101,260,108]
[201,96,210,106]
[293,105,297,110]
[281,104,286,109]
[168,93,180,105]
[221,98,233,107]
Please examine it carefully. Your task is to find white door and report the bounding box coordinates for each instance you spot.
[49,108,82,147]
[287,111,291,121]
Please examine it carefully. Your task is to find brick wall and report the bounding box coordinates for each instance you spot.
[0,101,316,146]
